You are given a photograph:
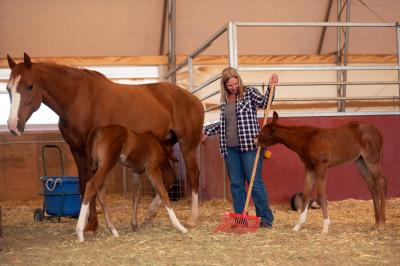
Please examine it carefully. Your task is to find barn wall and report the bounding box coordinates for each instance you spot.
[1,114,399,203]
[0,130,181,201]
[199,114,400,203]
[0,131,144,201]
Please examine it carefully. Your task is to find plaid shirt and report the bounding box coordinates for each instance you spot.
[205,87,274,157]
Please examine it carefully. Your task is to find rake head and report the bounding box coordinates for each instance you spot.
[213,212,260,234]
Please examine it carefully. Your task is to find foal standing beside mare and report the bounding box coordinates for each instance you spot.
[6,54,204,233]
[257,111,387,233]
[76,125,186,242]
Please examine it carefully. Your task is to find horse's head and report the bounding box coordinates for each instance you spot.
[257,111,280,147]
[6,53,42,136]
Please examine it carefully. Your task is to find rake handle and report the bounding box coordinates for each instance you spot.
[243,82,276,214]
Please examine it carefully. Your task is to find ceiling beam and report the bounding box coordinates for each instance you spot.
[317,0,334,54]
[159,0,168,55]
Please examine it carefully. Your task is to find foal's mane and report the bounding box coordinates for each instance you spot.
[275,122,317,132]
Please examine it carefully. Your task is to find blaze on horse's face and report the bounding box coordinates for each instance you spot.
[6,53,42,136]
[258,111,280,147]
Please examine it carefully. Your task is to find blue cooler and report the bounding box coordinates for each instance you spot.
[40,176,81,217]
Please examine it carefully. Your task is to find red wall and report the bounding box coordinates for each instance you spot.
[199,114,400,203]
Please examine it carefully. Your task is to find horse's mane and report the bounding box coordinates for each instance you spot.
[37,62,108,81]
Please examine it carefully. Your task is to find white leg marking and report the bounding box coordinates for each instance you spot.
[165,206,188,233]
[144,194,162,224]
[190,191,199,222]
[149,194,162,214]
[110,228,119,237]
[7,75,22,135]
[101,206,119,237]
[293,208,308,232]
[321,218,331,234]
[76,203,90,242]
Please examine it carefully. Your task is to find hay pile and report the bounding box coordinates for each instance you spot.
[0,195,399,265]
[0,206,3,251]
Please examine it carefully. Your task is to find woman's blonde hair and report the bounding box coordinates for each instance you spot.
[220,67,245,104]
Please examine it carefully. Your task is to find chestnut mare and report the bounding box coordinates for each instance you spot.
[76,125,186,242]
[258,111,387,233]
[6,53,204,232]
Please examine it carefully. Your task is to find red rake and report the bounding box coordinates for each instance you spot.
[213,212,260,234]
[214,82,276,234]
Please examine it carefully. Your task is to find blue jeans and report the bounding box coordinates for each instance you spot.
[225,147,274,225]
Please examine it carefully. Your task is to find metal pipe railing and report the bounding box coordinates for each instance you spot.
[274,96,400,102]
[165,24,228,79]
[165,21,400,113]
[238,65,400,71]
[246,80,400,87]
[234,22,397,28]
[396,22,400,95]
[204,96,400,113]
[191,74,221,94]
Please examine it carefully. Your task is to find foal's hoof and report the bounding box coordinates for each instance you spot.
[186,221,197,228]
[83,230,96,236]
[76,231,85,242]
[143,217,154,226]
[321,228,329,234]
[110,228,119,237]
[84,222,98,235]
[186,217,198,228]
[376,223,386,231]
[131,224,139,232]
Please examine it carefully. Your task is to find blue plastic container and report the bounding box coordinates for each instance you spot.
[40,176,81,217]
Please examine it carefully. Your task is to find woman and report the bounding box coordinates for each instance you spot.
[202,67,278,227]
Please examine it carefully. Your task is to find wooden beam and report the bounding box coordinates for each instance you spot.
[0,54,397,68]
[0,56,168,67]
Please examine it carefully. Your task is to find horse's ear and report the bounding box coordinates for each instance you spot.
[23,52,32,68]
[272,111,279,124]
[7,54,16,70]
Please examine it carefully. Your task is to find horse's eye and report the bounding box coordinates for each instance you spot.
[27,84,33,90]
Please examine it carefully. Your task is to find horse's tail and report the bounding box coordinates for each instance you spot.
[164,130,178,146]
[161,131,178,163]
[161,140,179,163]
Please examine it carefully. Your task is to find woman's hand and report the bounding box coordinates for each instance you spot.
[200,133,207,144]
[269,73,279,88]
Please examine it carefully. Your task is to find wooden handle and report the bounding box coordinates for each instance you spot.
[243,83,276,214]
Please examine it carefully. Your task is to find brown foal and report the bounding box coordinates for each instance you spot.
[76,125,187,242]
[258,111,387,233]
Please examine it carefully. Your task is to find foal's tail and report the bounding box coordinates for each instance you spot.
[86,128,100,174]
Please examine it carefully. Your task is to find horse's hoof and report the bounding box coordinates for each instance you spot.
[293,225,300,232]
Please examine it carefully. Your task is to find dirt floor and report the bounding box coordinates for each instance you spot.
[0,195,399,265]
